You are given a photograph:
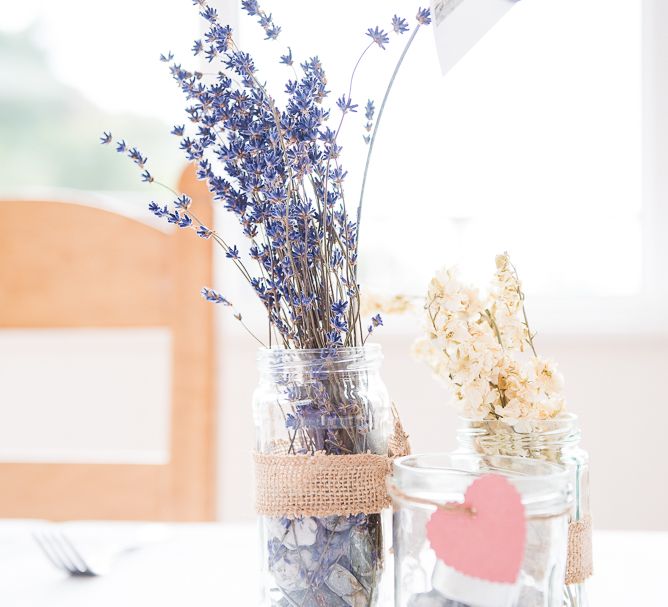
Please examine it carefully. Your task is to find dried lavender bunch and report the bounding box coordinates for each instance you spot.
[102,2,431,350]
[103,6,431,605]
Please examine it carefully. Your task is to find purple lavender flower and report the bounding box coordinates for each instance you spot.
[416,7,432,25]
[115,139,126,153]
[364,100,375,121]
[331,300,348,316]
[326,331,343,346]
[178,214,193,228]
[160,51,174,62]
[174,194,192,209]
[141,169,154,183]
[99,131,112,144]
[197,225,213,239]
[329,167,348,185]
[201,287,231,305]
[242,0,281,40]
[392,15,409,34]
[263,23,281,40]
[367,313,384,336]
[336,95,358,114]
[241,0,259,15]
[363,99,375,142]
[366,26,390,49]
[200,5,218,22]
[280,47,293,66]
[148,202,168,217]
[127,147,147,168]
[331,316,349,332]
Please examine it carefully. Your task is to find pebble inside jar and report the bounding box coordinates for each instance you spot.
[388,453,573,607]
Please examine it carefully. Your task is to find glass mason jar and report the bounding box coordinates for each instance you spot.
[389,453,573,607]
[456,414,590,607]
[253,345,393,607]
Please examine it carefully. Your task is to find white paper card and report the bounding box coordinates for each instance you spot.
[431,560,520,607]
[432,0,519,75]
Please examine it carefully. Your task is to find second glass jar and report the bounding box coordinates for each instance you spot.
[456,414,590,607]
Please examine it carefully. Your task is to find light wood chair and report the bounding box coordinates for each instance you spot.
[0,165,216,521]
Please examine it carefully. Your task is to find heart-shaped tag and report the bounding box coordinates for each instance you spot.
[426,473,526,584]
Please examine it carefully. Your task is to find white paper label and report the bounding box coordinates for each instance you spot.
[431,0,519,75]
[431,560,520,607]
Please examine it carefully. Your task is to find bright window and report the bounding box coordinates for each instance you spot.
[0,0,199,194]
[2,0,645,326]
[237,0,643,303]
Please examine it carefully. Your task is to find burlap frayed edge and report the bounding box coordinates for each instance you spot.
[254,451,393,518]
[566,515,593,584]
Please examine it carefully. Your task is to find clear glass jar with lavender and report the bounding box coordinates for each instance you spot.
[253,345,393,607]
[456,414,590,607]
[389,453,573,607]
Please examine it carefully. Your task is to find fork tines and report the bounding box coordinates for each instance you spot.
[33,531,96,577]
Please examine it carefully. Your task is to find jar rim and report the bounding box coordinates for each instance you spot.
[256,344,383,373]
[257,344,382,357]
[457,413,580,444]
[459,412,579,425]
[391,452,571,515]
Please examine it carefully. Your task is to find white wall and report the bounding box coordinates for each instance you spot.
[217,330,668,531]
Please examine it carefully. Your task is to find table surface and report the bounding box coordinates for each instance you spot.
[0,521,664,606]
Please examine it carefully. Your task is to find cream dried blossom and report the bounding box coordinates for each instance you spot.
[360,291,415,318]
[488,252,534,352]
[530,357,565,394]
[413,254,566,423]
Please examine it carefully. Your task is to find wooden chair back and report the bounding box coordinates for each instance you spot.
[0,165,216,520]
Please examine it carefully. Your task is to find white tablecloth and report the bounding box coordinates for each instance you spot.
[0,521,663,606]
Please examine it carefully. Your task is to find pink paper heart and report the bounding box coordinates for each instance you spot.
[426,473,526,583]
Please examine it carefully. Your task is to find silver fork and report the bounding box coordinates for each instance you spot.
[33,530,98,577]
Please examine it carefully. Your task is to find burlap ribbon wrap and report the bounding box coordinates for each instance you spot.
[566,515,593,584]
[253,415,592,583]
[254,416,410,519]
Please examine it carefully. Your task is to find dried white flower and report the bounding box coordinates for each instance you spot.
[360,291,414,317]
[413,254,567,422]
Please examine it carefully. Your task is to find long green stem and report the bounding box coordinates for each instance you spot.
[357,25,422,246]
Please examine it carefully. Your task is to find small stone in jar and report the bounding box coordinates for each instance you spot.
[516,585,545,607]
[320,515,354,532]
[349,526,375,582]
[271,550,309,593]
[282,517,318,549]
[325,563,369,606]
[276,587,348,607]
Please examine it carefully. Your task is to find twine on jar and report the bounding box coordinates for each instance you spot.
[254,407,411,519]
[386,482,475,516]
[388,403,411,457]
[387,481,573,520]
